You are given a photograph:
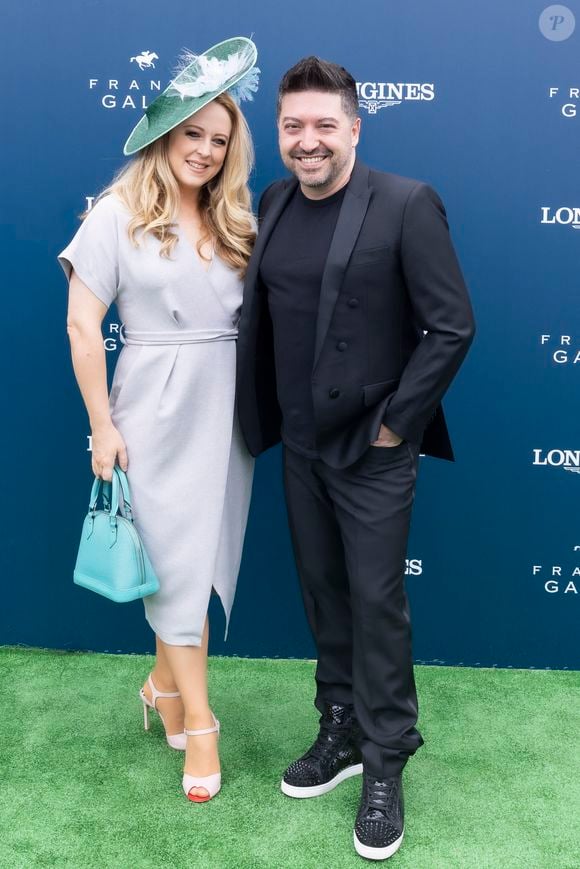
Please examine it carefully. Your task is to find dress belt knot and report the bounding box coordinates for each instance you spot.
[120,327,238,346]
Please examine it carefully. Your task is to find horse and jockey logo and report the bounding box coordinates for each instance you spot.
[359,99,401,114]
[88,50,161,109]
[130,51,159,71]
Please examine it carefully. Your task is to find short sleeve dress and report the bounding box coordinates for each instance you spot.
[59,194,255,646]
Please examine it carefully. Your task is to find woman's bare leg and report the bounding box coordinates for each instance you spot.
[161,619,219,798]
[141,635,185,737]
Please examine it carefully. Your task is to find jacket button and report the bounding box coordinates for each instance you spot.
[337,341,348,351]
[329,388,340,399]
[347,298,359,308]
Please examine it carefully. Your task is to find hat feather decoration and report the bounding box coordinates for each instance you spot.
[228,66,261,104]
[168,44,260,103]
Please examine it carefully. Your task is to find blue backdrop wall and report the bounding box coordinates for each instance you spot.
[2,1,578,668]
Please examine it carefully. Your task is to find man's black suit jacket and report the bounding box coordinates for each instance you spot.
[236,160,475,469]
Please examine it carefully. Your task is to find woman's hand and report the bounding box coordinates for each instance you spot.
[91,423,128,480]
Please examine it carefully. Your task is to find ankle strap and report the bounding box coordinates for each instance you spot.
[185,714,220,737]
[148,674,180,709]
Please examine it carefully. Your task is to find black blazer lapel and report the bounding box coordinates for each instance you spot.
[313,161,372,368]
[243,178,298,309]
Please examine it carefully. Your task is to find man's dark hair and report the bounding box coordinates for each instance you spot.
[277,56,359,120]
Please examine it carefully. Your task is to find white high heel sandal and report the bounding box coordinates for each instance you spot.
[139,674,187,751]
[182,714,221,803]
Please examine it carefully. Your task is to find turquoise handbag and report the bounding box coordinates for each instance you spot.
[74,466,160,602]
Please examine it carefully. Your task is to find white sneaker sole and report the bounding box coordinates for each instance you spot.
[281,762,363,799]
[353,828,404,861]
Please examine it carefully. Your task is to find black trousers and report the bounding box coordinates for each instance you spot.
[283,441,424,778]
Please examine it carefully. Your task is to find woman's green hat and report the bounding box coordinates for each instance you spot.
[123,36,259,156]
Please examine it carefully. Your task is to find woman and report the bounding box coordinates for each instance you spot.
[59,38,259,803]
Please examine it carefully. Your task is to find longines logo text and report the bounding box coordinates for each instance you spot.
[540,206,580,229]
[532,449,580,473]
[356,81,435,114]
[88,50,161,109]
[532,545,579,595]
[539,334,580,365]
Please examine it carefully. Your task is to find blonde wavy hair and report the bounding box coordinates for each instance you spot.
[93,93,256,275]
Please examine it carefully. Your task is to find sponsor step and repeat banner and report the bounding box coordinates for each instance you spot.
[2,2,577,667]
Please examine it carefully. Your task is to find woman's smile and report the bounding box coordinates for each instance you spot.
[185,159,211,174]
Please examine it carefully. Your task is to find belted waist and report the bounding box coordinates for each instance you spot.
[121,327,238,346]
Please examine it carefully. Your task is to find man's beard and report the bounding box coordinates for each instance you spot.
[286,150,350,189]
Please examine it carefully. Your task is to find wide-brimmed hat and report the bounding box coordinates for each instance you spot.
[123,36,259,155]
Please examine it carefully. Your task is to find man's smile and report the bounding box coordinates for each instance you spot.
[293,154,330,169]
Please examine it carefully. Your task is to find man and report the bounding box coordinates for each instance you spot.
[237,57,475,861]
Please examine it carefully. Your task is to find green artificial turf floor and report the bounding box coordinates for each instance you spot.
[1,648,579,869]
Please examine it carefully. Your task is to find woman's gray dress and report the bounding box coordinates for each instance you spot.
[59,193,254,645]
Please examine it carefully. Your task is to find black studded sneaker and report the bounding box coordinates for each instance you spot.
[353,772,404,861]
[280,702,363,798]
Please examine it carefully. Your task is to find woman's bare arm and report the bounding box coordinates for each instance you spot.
[67,270,128,480]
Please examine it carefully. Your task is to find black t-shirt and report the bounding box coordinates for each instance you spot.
[259,184,347,457]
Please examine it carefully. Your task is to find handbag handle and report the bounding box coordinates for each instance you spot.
[113,467,133,518]
[88,466,133,521]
